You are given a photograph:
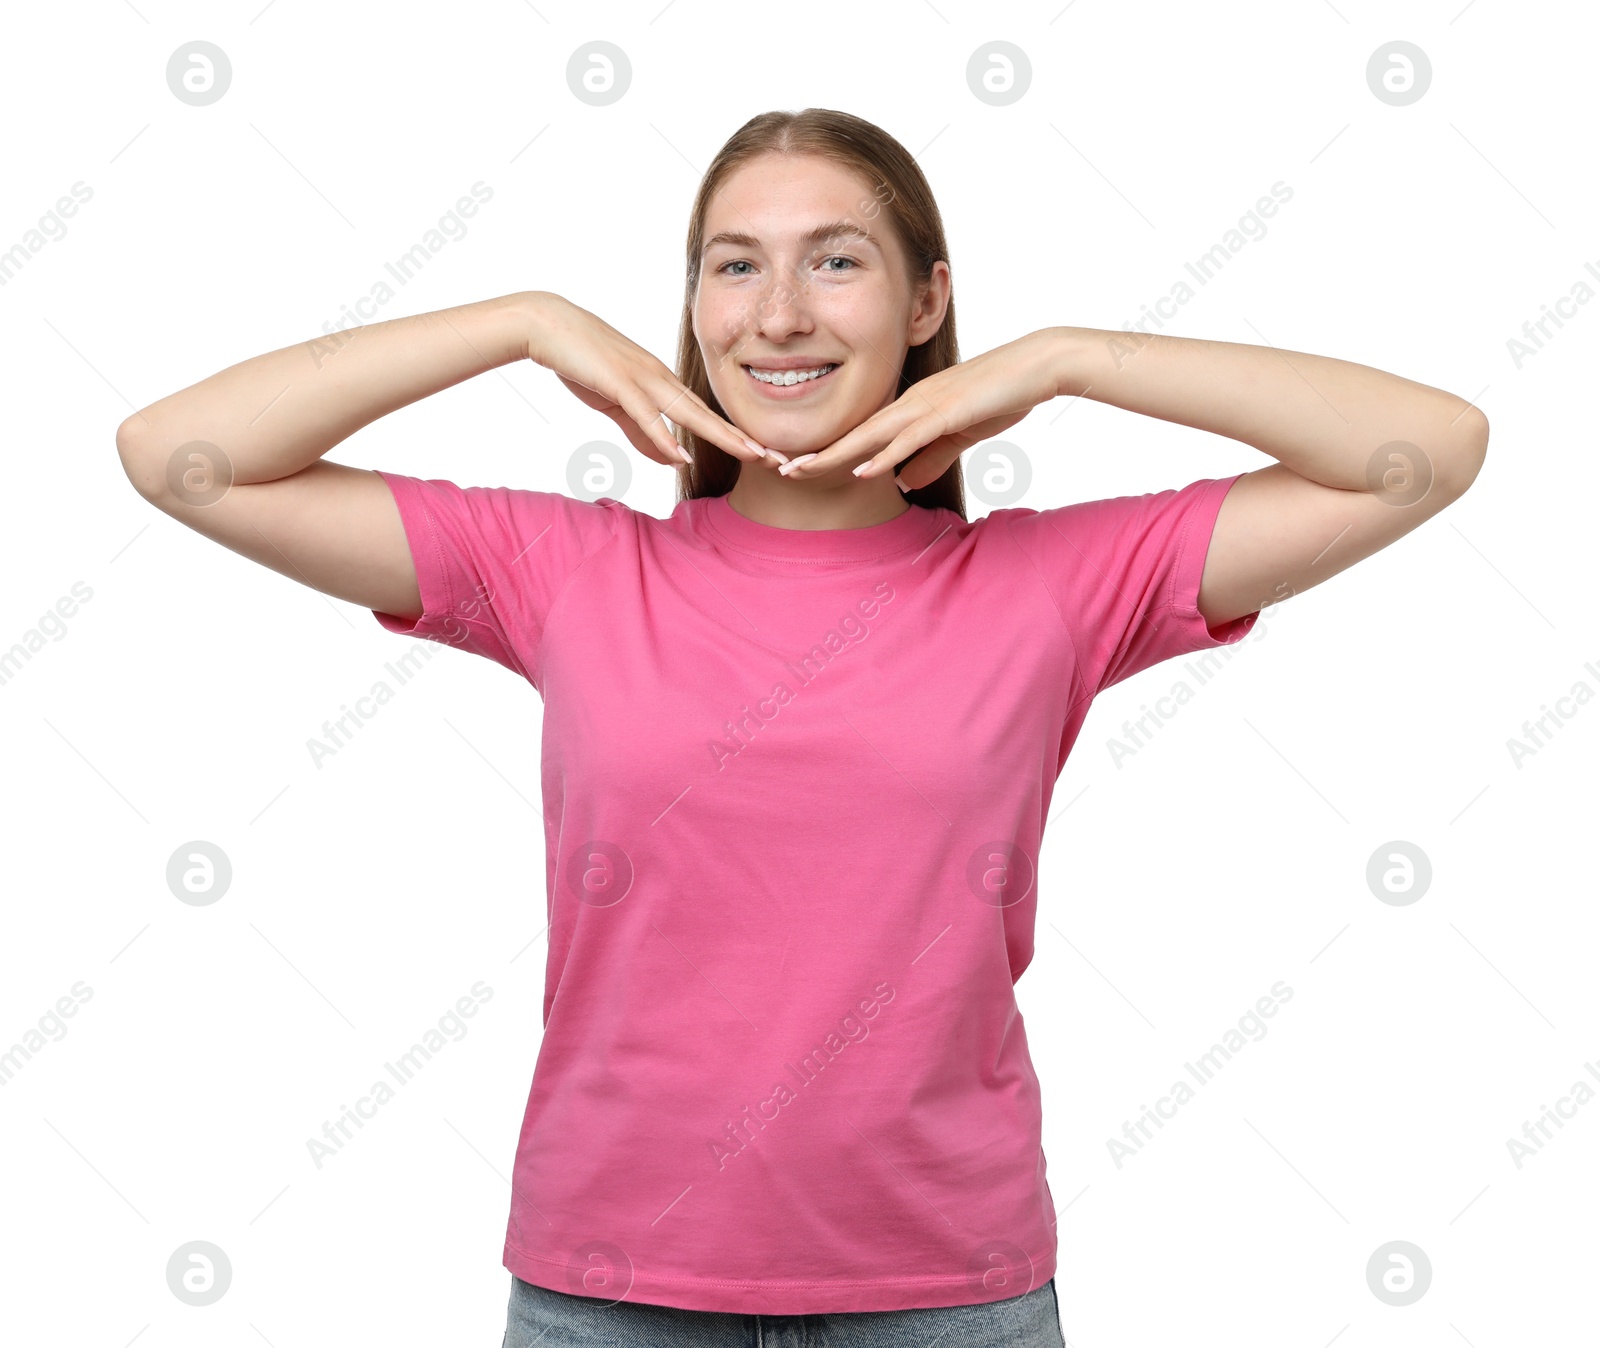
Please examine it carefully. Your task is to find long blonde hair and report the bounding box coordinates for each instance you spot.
[672,108,966,520]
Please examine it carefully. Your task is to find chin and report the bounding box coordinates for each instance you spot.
[738,413,861,459]
[749,431,832,459]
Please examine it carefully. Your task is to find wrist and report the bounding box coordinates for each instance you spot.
[508,288,579,361]
[1042,326,1096,400]
[500,290,535,364]
[1045,325,1154,398]
[512,286,582,365]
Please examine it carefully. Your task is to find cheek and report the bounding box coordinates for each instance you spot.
[815,290,899,369]
[698,287,753,333]
[702,344,744,391]
[695,300,754,377]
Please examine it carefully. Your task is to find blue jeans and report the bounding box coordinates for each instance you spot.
[502,1274,1065,1346]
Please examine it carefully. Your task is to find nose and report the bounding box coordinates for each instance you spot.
[748,267,815,344]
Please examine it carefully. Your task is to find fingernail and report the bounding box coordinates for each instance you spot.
[779,453,818,477]
[743,437,768,458]
[894,474,909,494]
[852,462,872,477]
[675,444,693,464]
[765,448,790,465]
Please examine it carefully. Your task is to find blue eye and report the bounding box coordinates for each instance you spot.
[715,256,857,276]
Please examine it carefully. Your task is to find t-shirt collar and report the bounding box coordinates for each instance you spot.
[698,490,948,562]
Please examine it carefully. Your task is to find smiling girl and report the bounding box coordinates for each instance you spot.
[115,108,1487,1347]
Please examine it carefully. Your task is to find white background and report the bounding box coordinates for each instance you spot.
[1,0,1593,1343]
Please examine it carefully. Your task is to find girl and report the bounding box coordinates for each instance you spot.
[115,109,1488,1347]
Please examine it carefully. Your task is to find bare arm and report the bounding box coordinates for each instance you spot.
[791,325,1487,631]
[119,292,533,488]
[1047,328,1490,626]
[114,292,536,620]
[114,290,764,622]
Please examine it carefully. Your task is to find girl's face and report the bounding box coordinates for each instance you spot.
[692,153,949,460]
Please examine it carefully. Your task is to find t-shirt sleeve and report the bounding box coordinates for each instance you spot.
[1005,473,1261,699]
[369,470,620,687]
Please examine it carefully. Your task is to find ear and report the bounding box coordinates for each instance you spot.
[907,260,951,347]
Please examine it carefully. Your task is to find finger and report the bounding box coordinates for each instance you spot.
[555,368,677,463]
[848,433,922,481]
[620,392,693,465]
[666,381,715,415]
[603,406,678,467]
[682,388,778,462]
[858,421,977,481]
[893,439,966,492]
[785,398,925,477]
[795,406,943,480]
[879,415,951,477]
[655,381,767,463]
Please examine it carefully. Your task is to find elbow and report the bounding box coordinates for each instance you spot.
[115,413,166,502]
[1441,405,1488,498]
[115,412,143,449]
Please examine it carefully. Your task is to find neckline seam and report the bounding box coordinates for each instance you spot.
[700,494,948,562]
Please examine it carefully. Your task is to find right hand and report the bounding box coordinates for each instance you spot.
[522,291,770,469]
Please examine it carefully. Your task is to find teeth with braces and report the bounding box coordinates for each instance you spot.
[746,364,837,385]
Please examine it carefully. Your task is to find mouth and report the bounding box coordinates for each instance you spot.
[742,362,840,398]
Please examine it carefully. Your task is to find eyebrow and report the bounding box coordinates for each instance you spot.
[701,220,880,255]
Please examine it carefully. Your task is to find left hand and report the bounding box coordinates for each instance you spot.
[782,329,1064,489]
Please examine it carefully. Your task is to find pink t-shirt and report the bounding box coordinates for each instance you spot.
[371,469,1257,1315]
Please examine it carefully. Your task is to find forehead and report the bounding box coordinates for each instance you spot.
[703,153,881,241]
